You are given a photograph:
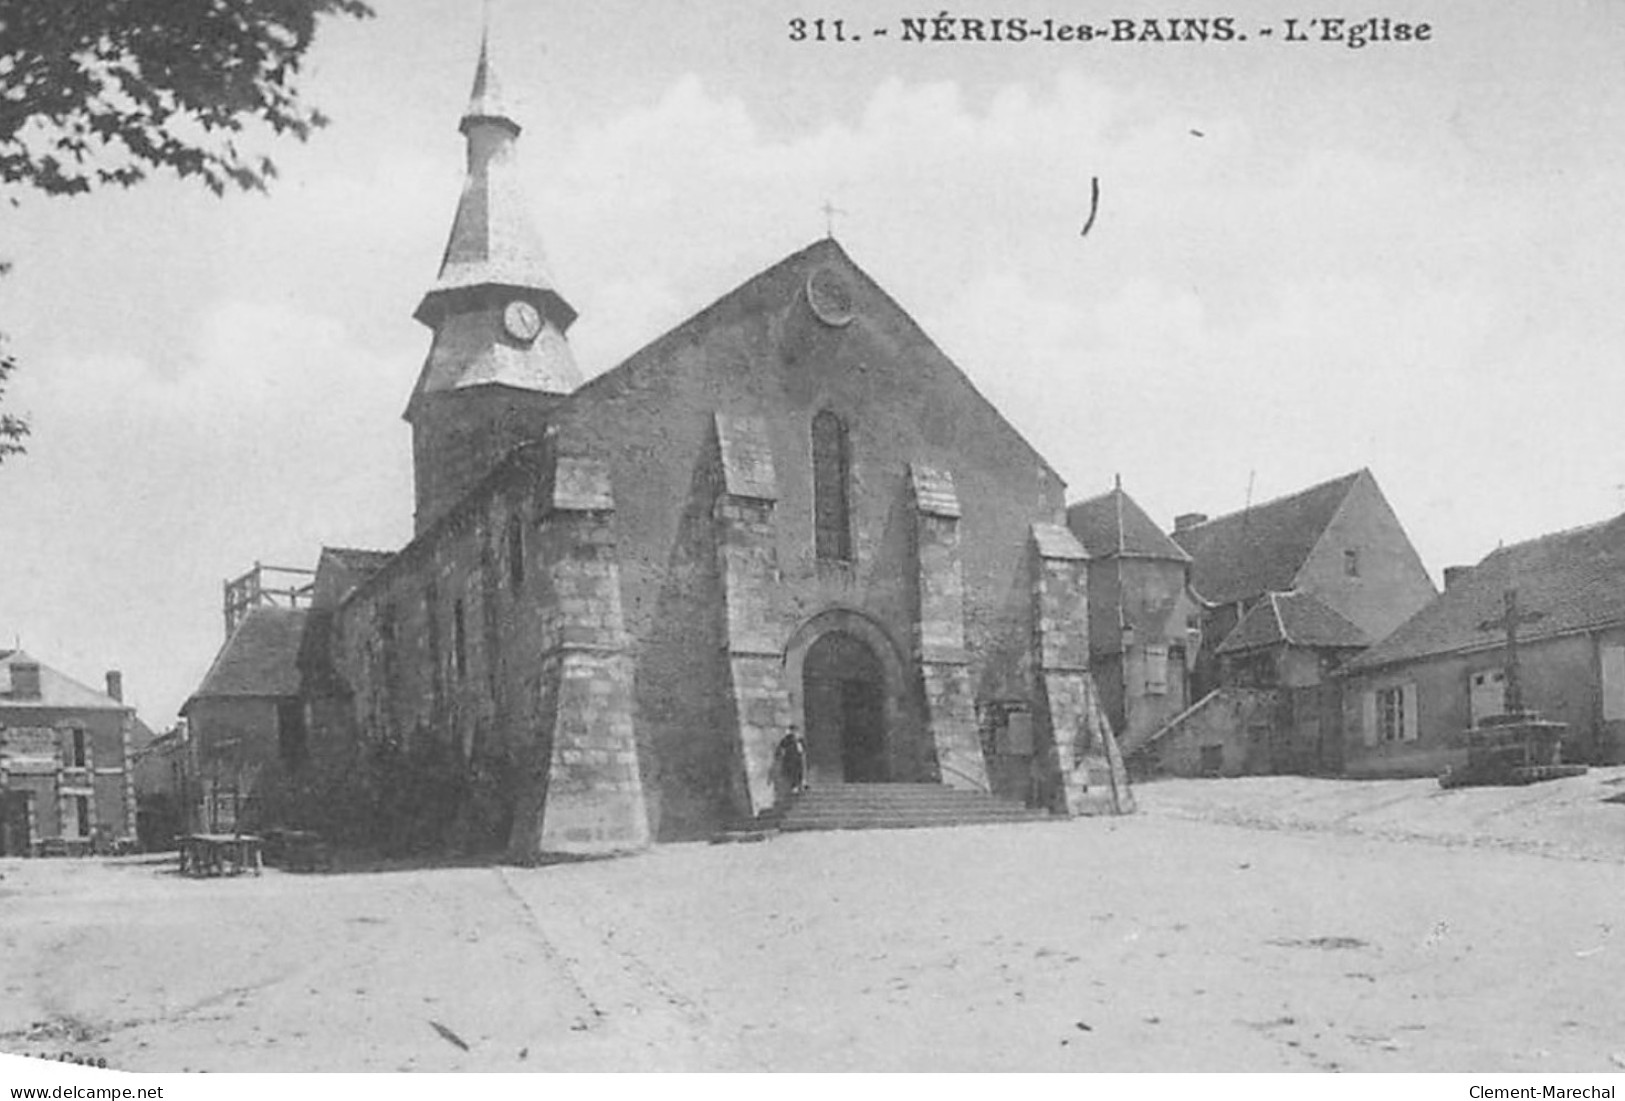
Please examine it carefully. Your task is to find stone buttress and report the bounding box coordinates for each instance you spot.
[1030,522,1134,815]
[909,465,990,791]
[507,451,651,860]
[712,414,794,818]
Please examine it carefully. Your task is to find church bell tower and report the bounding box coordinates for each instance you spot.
[406,34,582,534]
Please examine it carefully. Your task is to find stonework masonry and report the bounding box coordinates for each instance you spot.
[909,465,989,792]
[1029,524,1133,815]
[712,414,795,818]
[275,43,1136,858]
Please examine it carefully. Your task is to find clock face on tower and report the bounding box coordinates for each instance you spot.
[503,300,543,343]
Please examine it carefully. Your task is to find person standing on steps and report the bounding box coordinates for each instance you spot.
[774,727,807,803]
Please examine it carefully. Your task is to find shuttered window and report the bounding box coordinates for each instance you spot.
[1145,645,1169,695]
[1603,645,1625,722]
[1375,684,1419,742]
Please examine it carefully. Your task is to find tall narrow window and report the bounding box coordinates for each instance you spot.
[453,599,468,679]
[812,410,852,562]
[426,582,442,703]
[508,520,525,591]
[378,602,398,692]
[277,700,308,768]
[68,729,87,768]
[1344,548,1360,577]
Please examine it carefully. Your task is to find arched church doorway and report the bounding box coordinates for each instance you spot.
[802,630,888,784]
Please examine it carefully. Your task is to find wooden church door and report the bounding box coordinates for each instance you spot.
[803,631,889,784]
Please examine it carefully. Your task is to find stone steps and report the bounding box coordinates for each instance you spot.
[775,783,1051,832]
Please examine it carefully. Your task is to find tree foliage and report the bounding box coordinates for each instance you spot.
[1,0,374,198]
[0,277,27,464]
[0,0,373,463]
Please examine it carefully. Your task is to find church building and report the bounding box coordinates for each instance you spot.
[206,40,1131,859]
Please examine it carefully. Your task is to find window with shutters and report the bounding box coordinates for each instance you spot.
[1602,645,1625,722]
[1469,668,1507,726]
[1376,684,1417,742]
[812,410,852,562]
[1144,645,1169,695]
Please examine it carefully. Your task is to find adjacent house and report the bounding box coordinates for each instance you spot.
[1065,482,1200,755]
[180,606,310,832]
[0,651,139,855]
[131,721,193,850]
[1340,513,1625,777]
[1139,469,1436,776]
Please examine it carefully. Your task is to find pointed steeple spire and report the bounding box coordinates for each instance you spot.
[461,29,519,138]
[405,28,583,533]
[413,32,577,338]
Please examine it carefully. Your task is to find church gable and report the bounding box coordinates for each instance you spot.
[563,238,1061,493]
[533,238,1090,836]
[552,238,1070,662]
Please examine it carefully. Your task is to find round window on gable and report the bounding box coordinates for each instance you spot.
[806,268,856,327]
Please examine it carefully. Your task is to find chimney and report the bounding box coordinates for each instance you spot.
[105,670,124,702]
[1174,512,1209,533]
[10,662,40,699]
[1443,565,1472,591]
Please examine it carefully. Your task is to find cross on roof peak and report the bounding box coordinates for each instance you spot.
[820,199,848,239]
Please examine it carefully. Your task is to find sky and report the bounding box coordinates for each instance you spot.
[3,0,1624,727]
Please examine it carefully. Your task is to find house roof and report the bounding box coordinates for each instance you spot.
[0,650,129,712]
[1067,486,1191,562]
[1347,512,1625,672]
[1172,470,1366,606]
[1216,591,1369,655]
[184,607,308,708]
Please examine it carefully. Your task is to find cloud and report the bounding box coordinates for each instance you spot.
[509,66,1624,571]
[10,58,1625,724]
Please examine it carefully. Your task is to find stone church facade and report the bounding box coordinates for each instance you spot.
[287,43,1126,859]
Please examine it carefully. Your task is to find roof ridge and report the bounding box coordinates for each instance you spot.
[1179,468,1365,532]
[1484,512,1625,557]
